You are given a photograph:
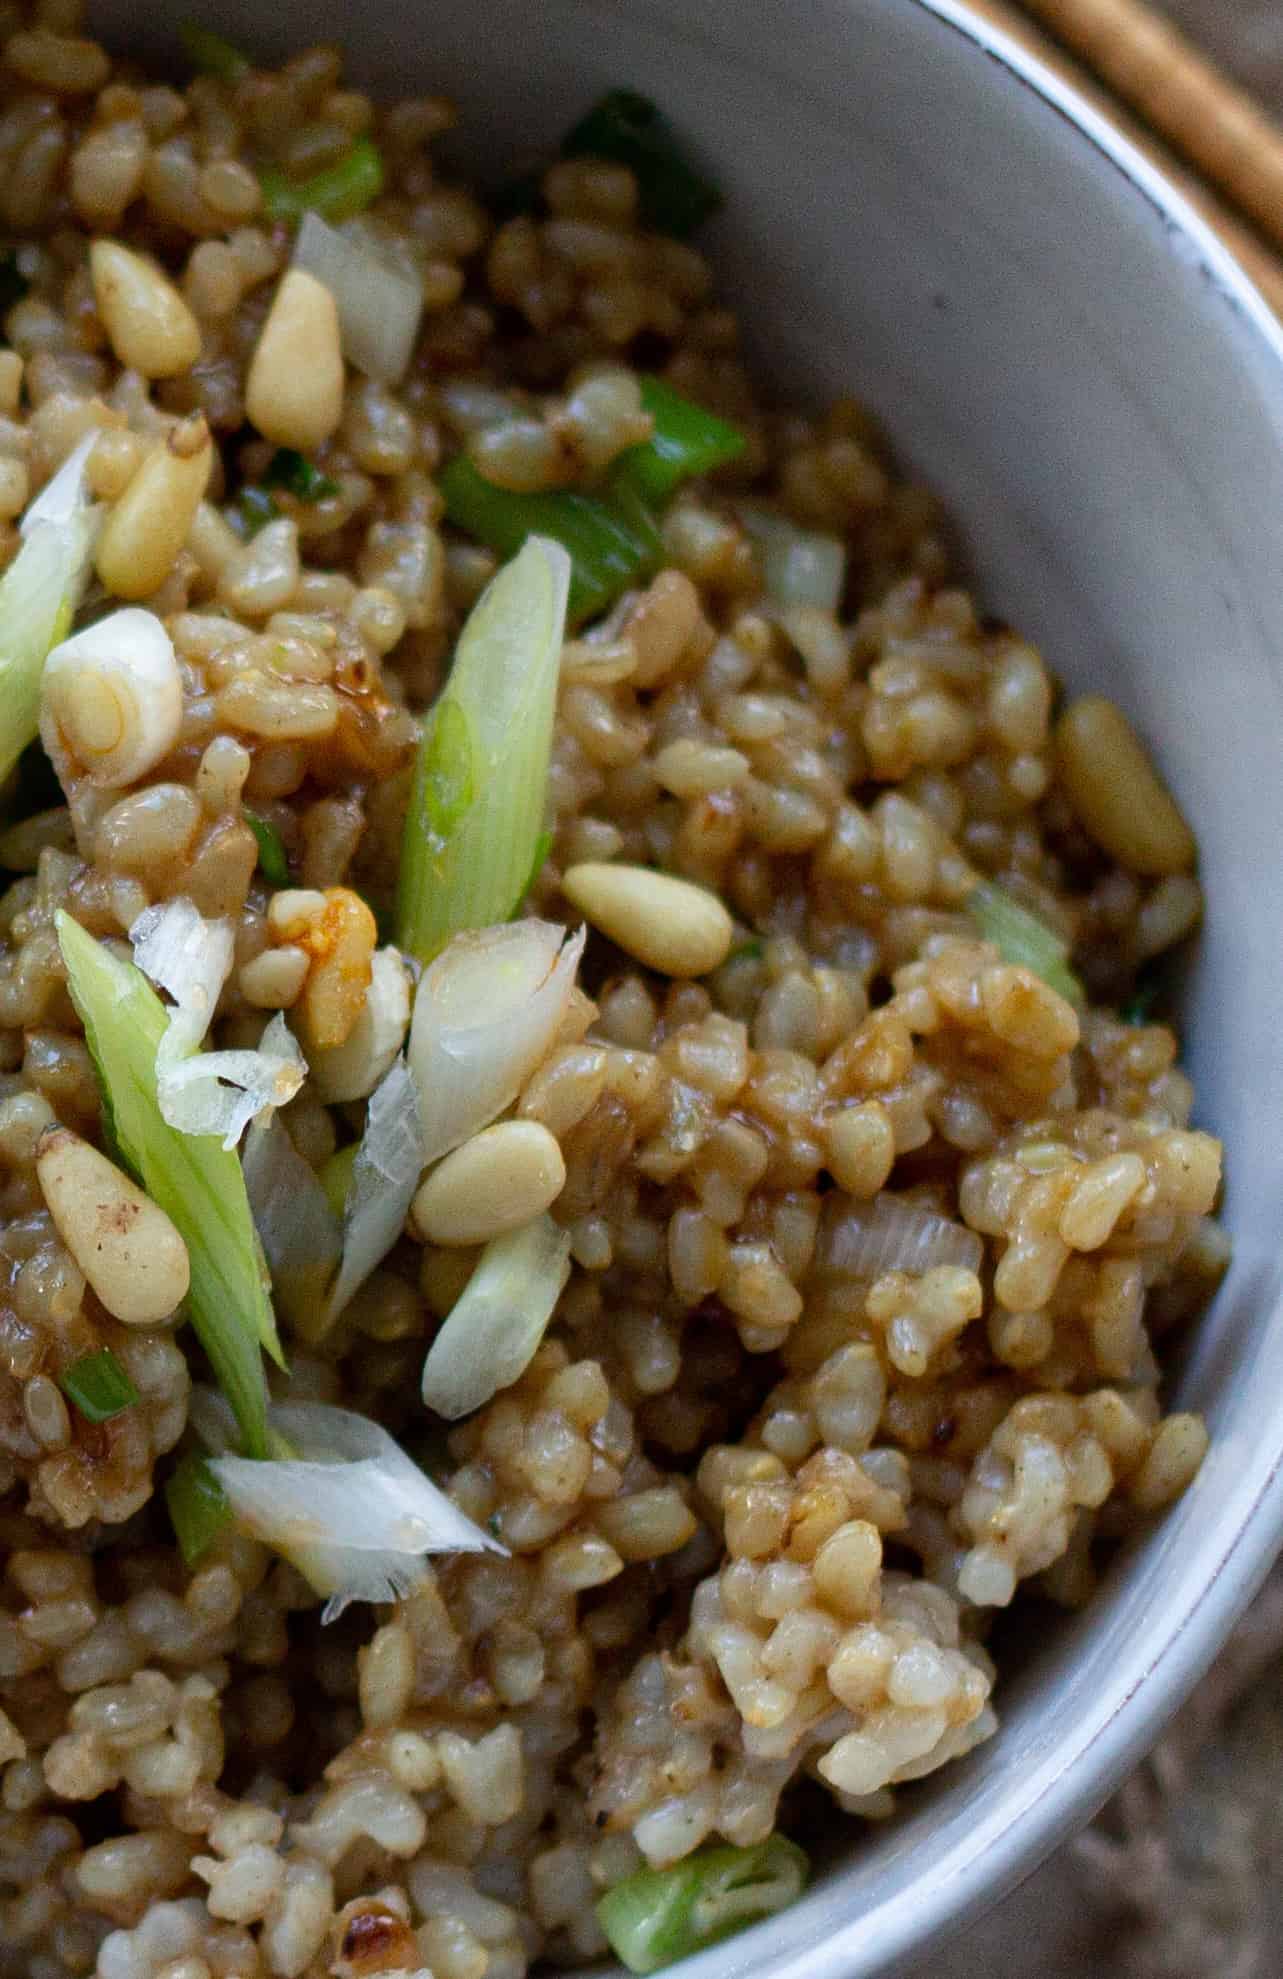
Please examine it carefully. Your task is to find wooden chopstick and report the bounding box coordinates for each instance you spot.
[965,0,1283,317]
[1014,0,1283,257]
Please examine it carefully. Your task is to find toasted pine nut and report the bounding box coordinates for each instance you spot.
[412,1121,566,1247]
[245,269,344,451]
[95,414,213,600]
[561,862,733,977]
[90,240,201,379]
[279,885,377,1052]
[36,1127,190,1324]
[1055,696,1196,876]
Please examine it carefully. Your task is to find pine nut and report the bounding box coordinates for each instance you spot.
[1055,696,1196,876]
[280,885,377,1053]
[412,1121,566,1247]
[90,240,201,379]
[245,269,345,451]
[36,1127,190,1325]
[561,862,734,977]
[95,413,213,600]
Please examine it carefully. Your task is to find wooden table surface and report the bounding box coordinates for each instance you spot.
[1161,0,1283,112]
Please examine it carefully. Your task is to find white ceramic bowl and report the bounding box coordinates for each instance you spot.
[97,0,1283,1969]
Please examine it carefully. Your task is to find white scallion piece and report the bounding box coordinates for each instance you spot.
[0,436,99,787]
[242,1115,343,1331]
[408,919,585,1169]
[131,899,306,1148]
[204,1394,503,1621]
[323,1056,424,1329]
[291,210,423,385]
[817,1195,984,1282]
[40,608,183,791]
[421,1211,572,1420]
[158,1012,307,1151]
[739,504,846,614]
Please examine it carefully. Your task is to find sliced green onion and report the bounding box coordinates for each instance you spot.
[259,138,385,225]
[0,251,29,316]
[597,1836,809,1975]
[966,880,1083,1005]
[166,1448,232,1565]
[264,448,338,503]
[179,21,250,81]
[396,537,571,961]
[614,377,745,506]
[319,1141,359,1221]
[509,827,552,919]
[561,90,722,239]
[233,485,280,538]
[244,808,289,886]
[0,503,97,789]
[59,1348,139,1424]
[56,911,279,1458]
[440,454,658,625]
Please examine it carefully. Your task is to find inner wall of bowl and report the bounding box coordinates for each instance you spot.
[89,0,1283,1969]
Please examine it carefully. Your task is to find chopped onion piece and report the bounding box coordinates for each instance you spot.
[408,920,585,1167]
[323,1057,424,1329]
[421,1212,572,1419]
[132,900,305,1147]
[242,1116,342,1331]
[131,898,232,1053]
[308,946,410,1103]
[739,504,846,614]
[817,1194,983,1282]
[291,210,422,385]
[160,1013,307,1150]
[206,1396,502,1621]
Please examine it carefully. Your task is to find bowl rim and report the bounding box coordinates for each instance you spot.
[659,1,1283,1974]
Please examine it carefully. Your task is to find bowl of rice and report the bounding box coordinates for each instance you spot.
[0,0,1281,1974]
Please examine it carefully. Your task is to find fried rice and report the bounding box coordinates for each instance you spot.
[0,12,1227,1978]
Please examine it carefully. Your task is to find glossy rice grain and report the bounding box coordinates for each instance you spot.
[0,13,1227,1979]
